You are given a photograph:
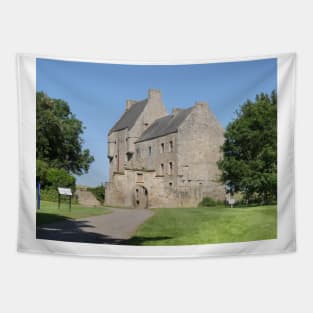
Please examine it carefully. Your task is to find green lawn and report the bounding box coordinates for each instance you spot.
[126,205,277,245]
[36,201,111,226]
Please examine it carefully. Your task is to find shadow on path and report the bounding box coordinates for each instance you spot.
[37,218,125,244]
[36,208,155,245]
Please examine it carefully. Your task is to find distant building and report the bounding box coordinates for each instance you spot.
[105,89,225,208]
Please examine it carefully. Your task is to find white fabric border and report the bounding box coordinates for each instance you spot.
[16,53,296,258]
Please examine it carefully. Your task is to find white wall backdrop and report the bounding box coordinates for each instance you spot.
[0,1,312,312]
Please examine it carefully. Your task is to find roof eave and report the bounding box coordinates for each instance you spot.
[135,130,178,143]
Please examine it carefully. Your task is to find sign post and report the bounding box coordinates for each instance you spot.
[228,198,235,208]
[57,187,73,212]
[37,181,40,210]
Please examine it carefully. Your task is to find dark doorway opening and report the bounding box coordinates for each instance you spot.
[134,185,148,209]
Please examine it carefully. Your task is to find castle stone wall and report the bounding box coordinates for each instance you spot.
[105,91,226,208]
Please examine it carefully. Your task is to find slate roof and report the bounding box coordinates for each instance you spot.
[109,99,148,134]
[137,107,193,143]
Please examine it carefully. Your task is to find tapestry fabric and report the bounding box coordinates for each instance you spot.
[17,53,296,257]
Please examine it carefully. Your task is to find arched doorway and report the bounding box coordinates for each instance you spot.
[134,185,148,209]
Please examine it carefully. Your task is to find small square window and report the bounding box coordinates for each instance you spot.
[136,173,144,183]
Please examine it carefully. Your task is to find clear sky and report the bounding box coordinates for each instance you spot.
[36,57,277,187]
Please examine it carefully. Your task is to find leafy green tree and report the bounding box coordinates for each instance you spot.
[46,168,76,190]
[36,159,49,187]
[36,92,94,175]
[218,91,277,204]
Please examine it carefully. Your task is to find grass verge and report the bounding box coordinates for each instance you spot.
[126,205,277,246]
[36,201,111,226]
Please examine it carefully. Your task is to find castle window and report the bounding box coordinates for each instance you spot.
[169,141,173,152]
[160,143,165,153]
[160,163,164,175]
[169,182,173,187]
[148,146,152,156]
[136,173,144,183]
[168,162,173,175]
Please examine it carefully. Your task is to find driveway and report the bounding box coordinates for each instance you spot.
[36,208,154,244]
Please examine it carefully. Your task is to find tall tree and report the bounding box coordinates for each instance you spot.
[218,91,277,204]
[36,92,94,175]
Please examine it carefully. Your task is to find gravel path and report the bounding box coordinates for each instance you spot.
[36,208,154,244]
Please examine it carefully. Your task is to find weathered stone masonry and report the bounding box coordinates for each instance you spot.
[105,89,225,208]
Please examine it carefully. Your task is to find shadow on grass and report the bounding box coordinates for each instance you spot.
[124,236,172,245]
[36,214,171,245]
[37,212,69,226]
[36,214,167,245]
[37,215,122,244]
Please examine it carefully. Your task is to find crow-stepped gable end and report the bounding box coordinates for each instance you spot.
[105,89,225,209]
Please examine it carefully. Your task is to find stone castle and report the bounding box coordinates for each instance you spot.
[105,89,225,209]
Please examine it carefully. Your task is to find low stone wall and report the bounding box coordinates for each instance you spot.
[75,187,101,207]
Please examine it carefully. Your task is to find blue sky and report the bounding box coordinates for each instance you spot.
[36,57,277,187]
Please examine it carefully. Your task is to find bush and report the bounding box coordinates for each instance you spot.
[39,187,78,204]
[39,188,59,202]
[198,197,225,207]
[36,166,77,203]
[198,197,221,207]
[36,160,49,187]
[46,168,76,190]
[87,184,105,204]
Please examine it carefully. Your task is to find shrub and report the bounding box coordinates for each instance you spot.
[46,168,76,190]
[199,197,219,207]
[39,187,78,204]
[36,159,49,187]
[39,188,59,202]
[87,184,105,204]
[36,166,77,203]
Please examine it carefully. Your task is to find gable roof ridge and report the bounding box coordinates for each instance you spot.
[136,106,193,142]
[109,98,148,134]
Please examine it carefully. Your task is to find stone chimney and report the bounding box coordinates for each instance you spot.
[172,108,182,116]
[148,89,162,100]
[194,101,208,110]
[126,99,137,111]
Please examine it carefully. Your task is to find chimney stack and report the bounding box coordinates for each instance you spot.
[148,89,161,100]
[126,99,137,110]
[194,101,208,110]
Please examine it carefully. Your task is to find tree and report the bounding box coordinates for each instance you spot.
[218,91,277,204]
[36,92,94,176]
[46,168,76,190]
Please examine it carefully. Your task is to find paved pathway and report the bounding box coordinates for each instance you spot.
[37,208,154,244]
